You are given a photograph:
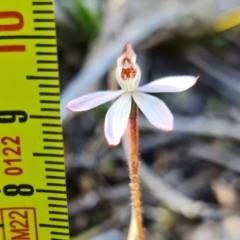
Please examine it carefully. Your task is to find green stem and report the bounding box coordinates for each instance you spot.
[128,99,144,240]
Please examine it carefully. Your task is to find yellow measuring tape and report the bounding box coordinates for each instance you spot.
[0,1,69,239]
[1,0,240,239]
[213,6,240,33]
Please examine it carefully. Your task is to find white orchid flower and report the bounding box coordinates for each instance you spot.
[67,43,198,146]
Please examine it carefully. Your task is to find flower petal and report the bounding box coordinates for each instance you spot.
[67,90,123,112]
[104,93,131,146]
[132,91,173,131]
[137,76,198,93]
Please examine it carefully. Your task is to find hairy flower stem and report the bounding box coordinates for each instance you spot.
[128,99,144,240]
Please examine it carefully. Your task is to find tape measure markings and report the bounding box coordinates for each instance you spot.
[40,100,60,104]
[46,176,65,180]
[29,115,61,119]
[27,76,58,80]
[51,231,68,235]
[33,152,63,156]
[38,60,58,64]
[36,52,57,55]
[47,182,65,186]
[44,169,65,173]
[42,132,62,135]
[32,2,53,5]
[34,19,55,23]
[45,162,65,167]
[36,44,56,47]
[0,35,55,39]
[35,28,55,31]
[44,146,63,149]
[32,1,53,5]
[48,197,66,201]
[33,10,54,14]
[36,189,65,193]
[42,124,62,127]
[43,139,63,143]
[42,131,62,134]
[38,69,58,72]
[46,176,65,181]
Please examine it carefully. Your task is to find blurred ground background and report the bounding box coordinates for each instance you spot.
[55,0,240,239]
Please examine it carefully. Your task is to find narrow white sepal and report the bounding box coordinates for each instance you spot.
[132,91,173,131]
[67,90,123,112]
[137,76,198,93]
[104,93,132,146]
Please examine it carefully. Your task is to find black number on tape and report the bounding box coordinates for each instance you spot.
[0,111,28,124]
[3,184,34,196]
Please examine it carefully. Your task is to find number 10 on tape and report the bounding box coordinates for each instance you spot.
[0,1,69,240]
